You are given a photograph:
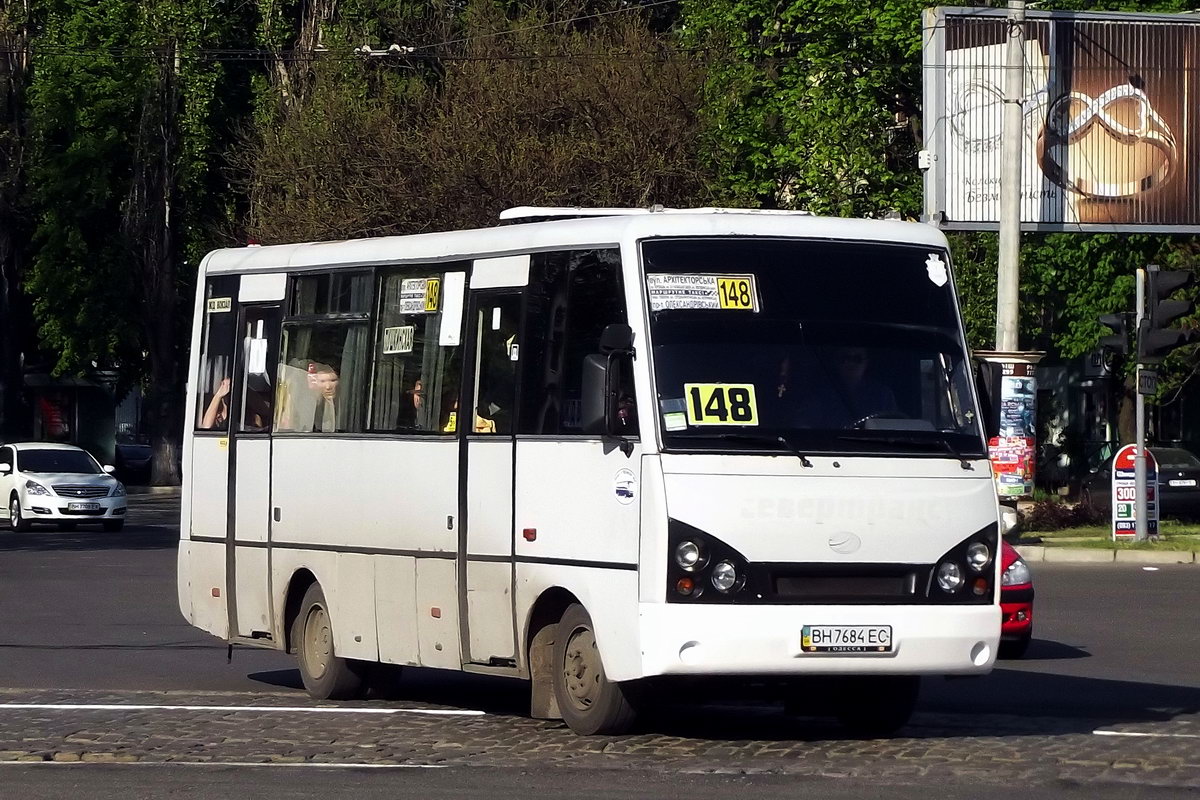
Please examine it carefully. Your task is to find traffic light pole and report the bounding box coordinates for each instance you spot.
[1135,268,1148,542]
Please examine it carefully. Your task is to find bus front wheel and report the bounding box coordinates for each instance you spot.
[552,603,639,735]
[292,583,367,700]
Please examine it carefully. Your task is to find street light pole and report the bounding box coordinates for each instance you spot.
[996,0,1026,352]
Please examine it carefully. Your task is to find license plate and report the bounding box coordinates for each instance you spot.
[801,625,893,654]
[68,502,100,511]
[1169,479,1197,487]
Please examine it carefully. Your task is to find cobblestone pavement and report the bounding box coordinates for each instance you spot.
[0,687,1196,791]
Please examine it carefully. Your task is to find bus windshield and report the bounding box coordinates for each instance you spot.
[642,237,986,457]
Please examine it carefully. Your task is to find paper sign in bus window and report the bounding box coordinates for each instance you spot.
[684,383,759,426]
[382,325,415,354]
[647,274,759,312]
[207,297,232,313]
[400,278,441,314]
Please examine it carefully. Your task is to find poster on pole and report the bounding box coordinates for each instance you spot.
[987,362,1037,498]
[1111,444,1159,540]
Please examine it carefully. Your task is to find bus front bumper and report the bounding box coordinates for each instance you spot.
[637,603,1001,679]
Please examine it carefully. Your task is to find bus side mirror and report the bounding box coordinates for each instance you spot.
[600,323,634,355]
[581,354,611,435]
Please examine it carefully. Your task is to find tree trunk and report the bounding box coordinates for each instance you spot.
[1117,373,1136,445]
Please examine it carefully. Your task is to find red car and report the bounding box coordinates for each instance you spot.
[999,540,1034,658]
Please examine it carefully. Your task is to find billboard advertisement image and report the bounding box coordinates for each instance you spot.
[924,8,1199,231]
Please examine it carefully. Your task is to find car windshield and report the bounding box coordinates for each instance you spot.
[1153,448,1200,470]
[17,449,103,474]
[642,237,985,456]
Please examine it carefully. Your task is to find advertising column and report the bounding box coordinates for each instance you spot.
[976,352,1044,499]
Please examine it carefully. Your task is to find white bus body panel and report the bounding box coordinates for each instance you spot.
[234,438,272,636]
[513,440,641,566]
[638,603,999,677]
[375,556,420,665]
[269,438,459,664]
[465,438,516,662]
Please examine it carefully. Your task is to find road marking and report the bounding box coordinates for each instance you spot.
[0,703,483,716]
[1094,729,1200,739]
[0,761,448,769]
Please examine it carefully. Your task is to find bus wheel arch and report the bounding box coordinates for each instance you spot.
[282,569,318,655]
[551,602,639,735]
[291,580,368,700]
[526,588,579,720]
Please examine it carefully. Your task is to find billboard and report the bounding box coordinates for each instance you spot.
[923,7,1200,232]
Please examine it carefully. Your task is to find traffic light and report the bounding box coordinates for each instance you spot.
[1138,266,1196,363]
[1098,312,1130,355]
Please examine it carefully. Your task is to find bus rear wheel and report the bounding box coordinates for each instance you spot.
[834,675,920,737]
[292,583,367,700]
[552,603,639,735]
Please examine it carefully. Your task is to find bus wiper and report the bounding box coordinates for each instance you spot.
[837,432,974,471]
[682,432,813,468]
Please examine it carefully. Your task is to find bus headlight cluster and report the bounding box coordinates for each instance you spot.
[667,524,750,602]
[930,525,997,602]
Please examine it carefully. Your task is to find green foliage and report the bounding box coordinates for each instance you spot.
[681,0,927,215]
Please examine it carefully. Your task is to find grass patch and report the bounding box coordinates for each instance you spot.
[1033,536,1200,551]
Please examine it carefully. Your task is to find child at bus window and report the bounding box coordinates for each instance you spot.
[310,362,340,432]
[200,377,231,429]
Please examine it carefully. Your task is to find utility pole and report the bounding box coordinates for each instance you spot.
[1135,268,1148,542]
[996,0,1025,352]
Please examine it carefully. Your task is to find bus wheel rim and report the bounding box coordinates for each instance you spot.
[563,626,601,711]
[303,604,331,679]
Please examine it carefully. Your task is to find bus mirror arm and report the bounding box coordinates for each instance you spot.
[580,352,635,457]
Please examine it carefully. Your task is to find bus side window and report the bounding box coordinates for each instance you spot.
[368,265,466,434]
[195,276,239,432]
[518,248,633,436]
[276,272,371,434]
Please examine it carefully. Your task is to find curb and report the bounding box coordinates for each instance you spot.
[1015,545,1198,565]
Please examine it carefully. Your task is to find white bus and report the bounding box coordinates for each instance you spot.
[178,209,1002,735]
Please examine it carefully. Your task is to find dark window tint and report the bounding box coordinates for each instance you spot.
[517,249,633,435]
[0,448,11,467]
[290,273,372,316]
[18,449,101,474]
[472,295,523,435]
[196,276,240,431]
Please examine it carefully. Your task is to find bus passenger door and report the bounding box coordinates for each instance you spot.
[460,291,521,665]
[228,302,282,640]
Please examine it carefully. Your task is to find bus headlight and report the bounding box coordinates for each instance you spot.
[966,542,991,572]
[936,561,964,592]
[674,540,705,572]
[711,560,739,593]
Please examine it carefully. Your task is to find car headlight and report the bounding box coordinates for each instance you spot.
[111,483,127,497]
[674,540,705,571]
[710,560,739,593]
[936,561,964,592]
[1002,558,1032,587]
[25,480,51,496]
[966,542,991,573]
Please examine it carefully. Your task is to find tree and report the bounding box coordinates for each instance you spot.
[680,0,926,216]
[0,1,35,439]
[239,0,712,242]
[26,0,253,483]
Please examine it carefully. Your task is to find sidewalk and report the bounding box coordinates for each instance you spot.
[1014,543,1197,565]
[125,485,182,496]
